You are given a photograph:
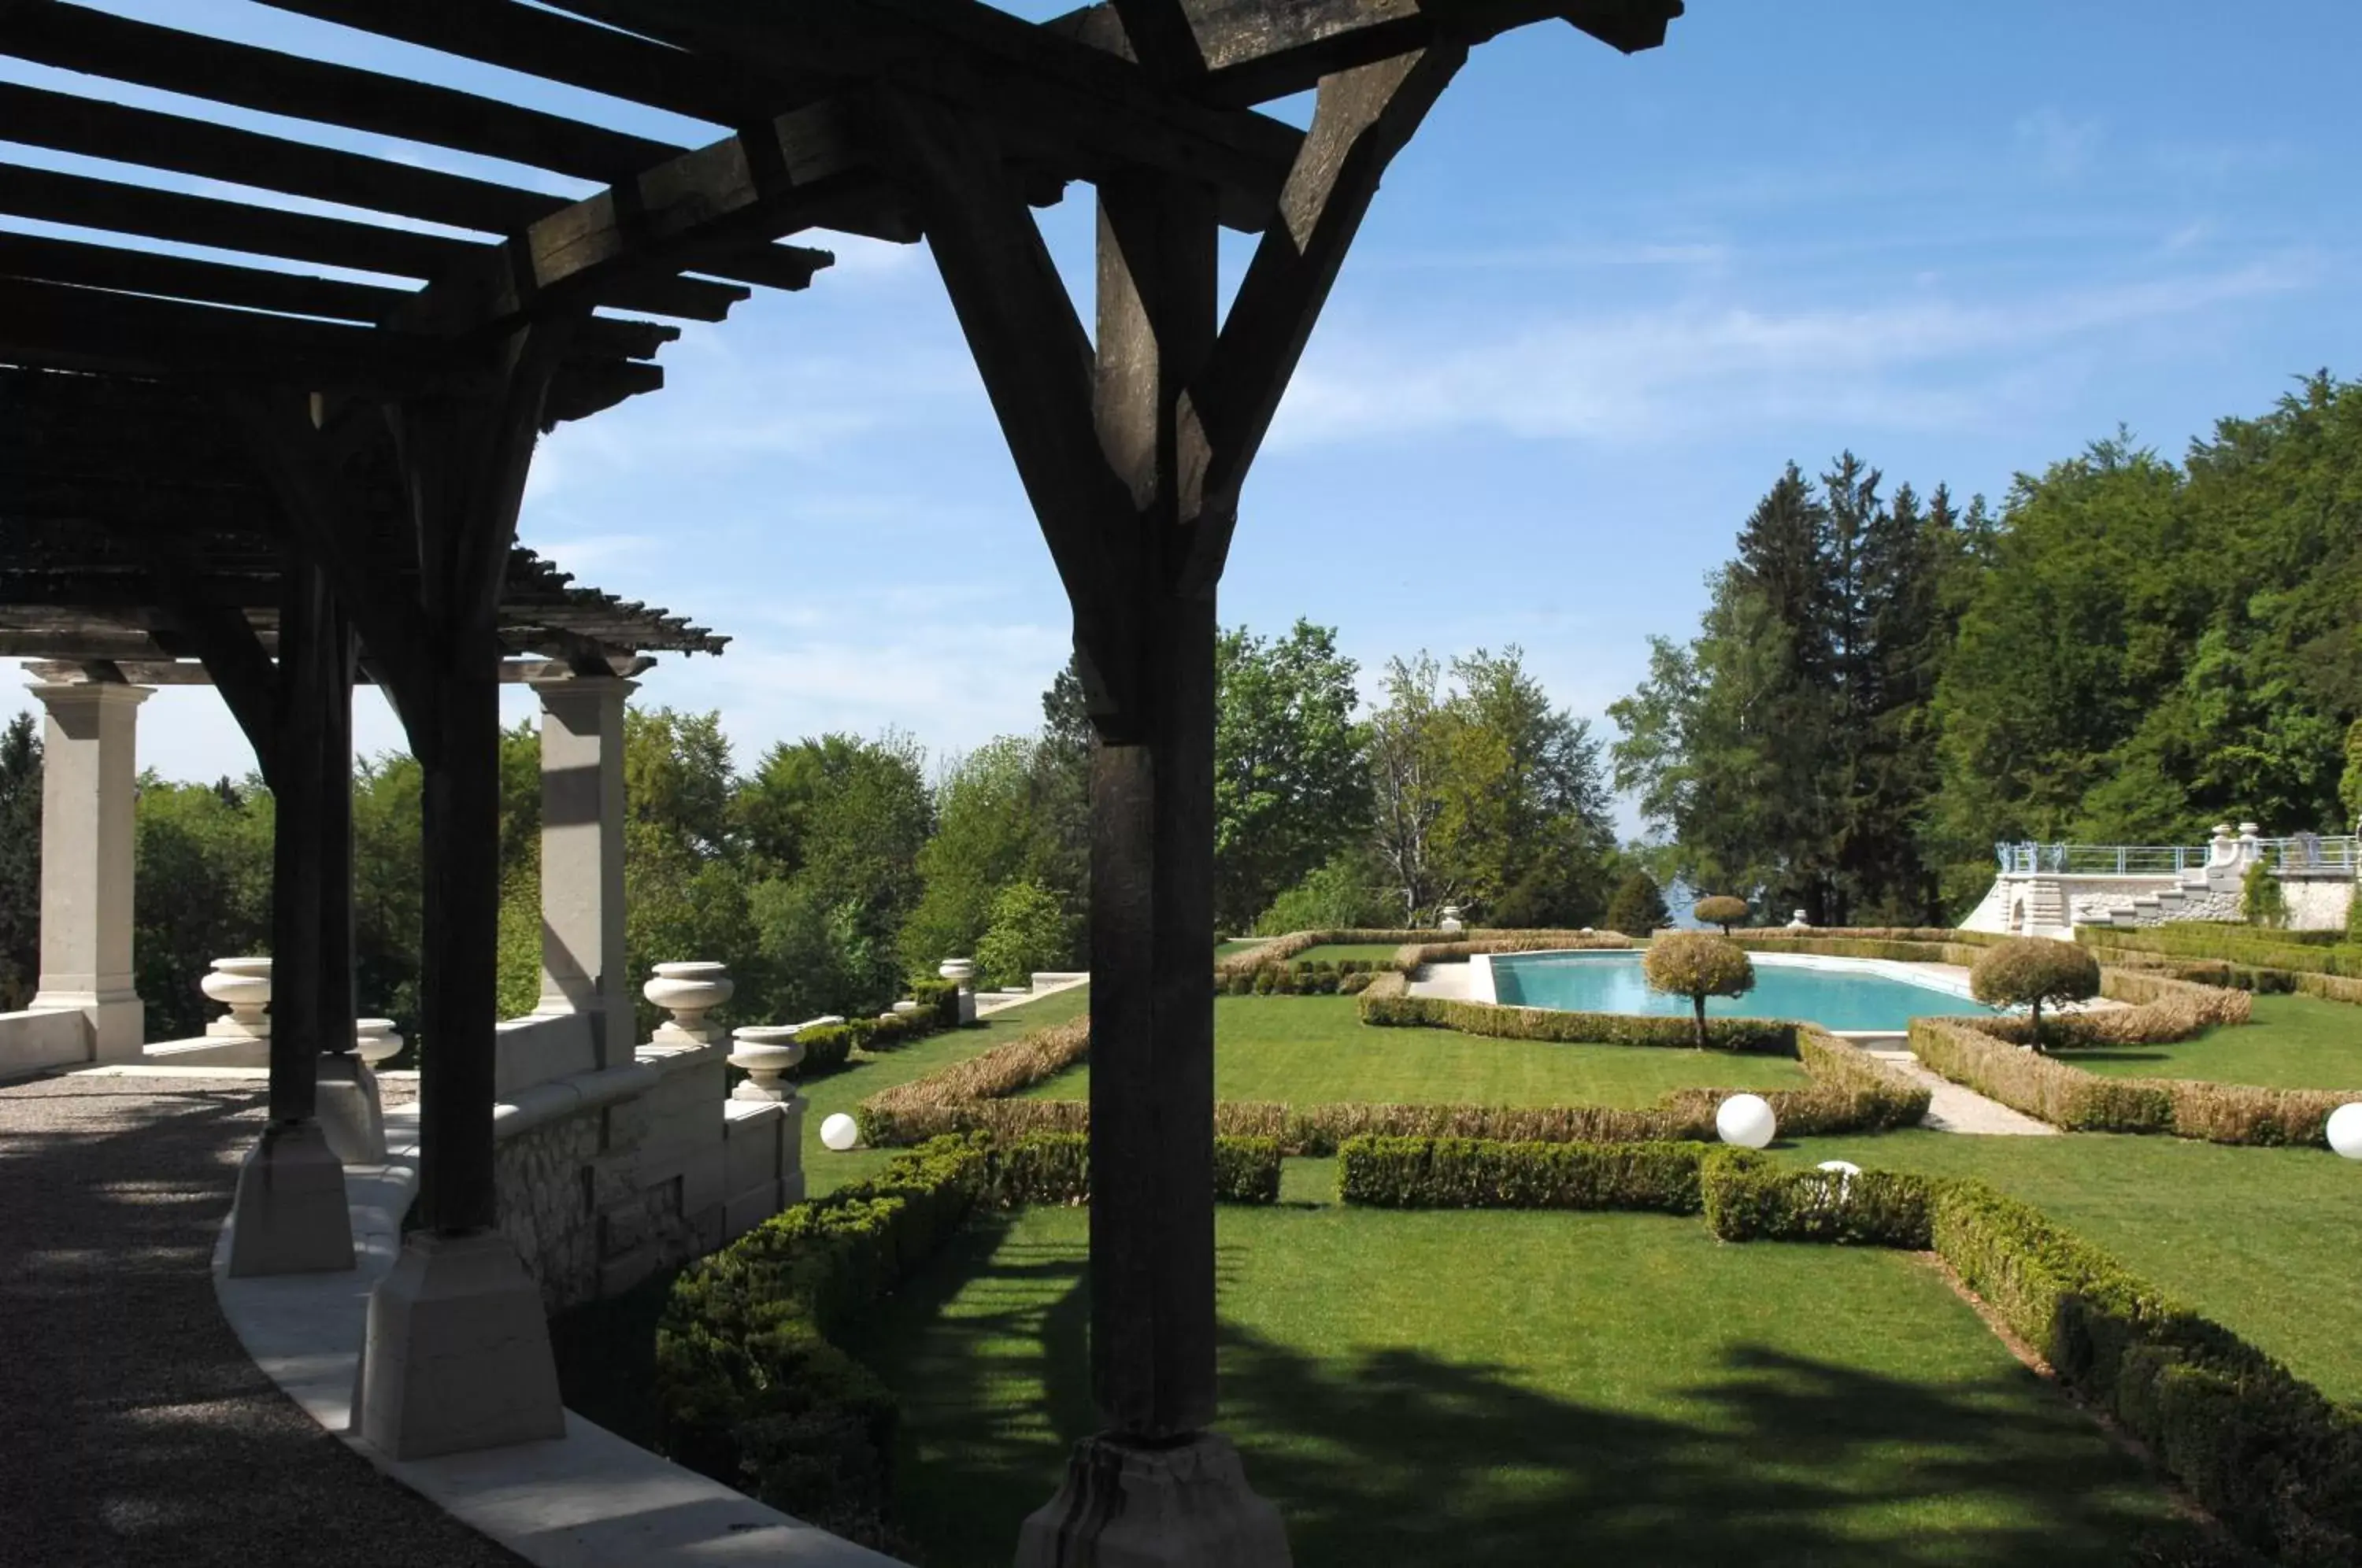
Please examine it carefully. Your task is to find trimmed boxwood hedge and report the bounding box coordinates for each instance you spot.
[855,1010,1930,1153]
[1910,1016,2343,1146]
[1357,980,1800,1055]
[1698,1149,1935,1247]
[1932,1182,2362,1565]
[2079,924,2362,980]
[1337,1135,1710,1211]
[654,1131,1277,1540]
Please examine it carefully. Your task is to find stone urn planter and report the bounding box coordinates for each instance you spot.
[646,961,733,1045]
[1438,904,1465,934]
[939,958,978,1024]
[729,1025,805,1103]
[353,1019,404,1068]
[202,956,272,1038]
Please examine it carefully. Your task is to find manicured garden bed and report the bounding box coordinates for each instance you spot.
[1014,995,1815,1108]
[1286,941,1412,966]
[840,1202,2184,1568]
[800,986,1091,1195]
[2066,993,2362,1091]
[1777,1127,2362,1404]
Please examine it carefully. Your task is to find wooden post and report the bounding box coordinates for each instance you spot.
[1084,170,1222,1443]
[265,548,357,1124]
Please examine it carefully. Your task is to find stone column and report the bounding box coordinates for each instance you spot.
[529,675,635,1070]
[28,679,150,1061]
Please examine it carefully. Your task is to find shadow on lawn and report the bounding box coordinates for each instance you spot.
[853,1231,2193,1568]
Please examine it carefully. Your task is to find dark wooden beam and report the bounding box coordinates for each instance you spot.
[0,163,472,282]
[1183,44,1464,590]
[0,162,748,323]
[0,80,567,239]
[251,0,784,127]
[0,230,401,323]
[872,90,1144,712]
[0,276,468,394]
[0,0,679,186]
[1051,0,1678,105]
[551,0,1301,216]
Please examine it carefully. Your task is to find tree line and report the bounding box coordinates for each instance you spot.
[0,628,1643,1041]
[1612,372,2362,923]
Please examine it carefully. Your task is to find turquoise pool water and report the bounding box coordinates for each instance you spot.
[1489,951,2003,1033]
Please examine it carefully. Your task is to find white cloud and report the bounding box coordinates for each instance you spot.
[1271,255,2320,448]
[2015,108,2103,179]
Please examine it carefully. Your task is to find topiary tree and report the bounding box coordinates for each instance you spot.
[1605,871,1671,937]
[2241,861,2289,930]
[1692,894,1749,935]
[1642,932,1756,1048]
[1969,937,2101,1049]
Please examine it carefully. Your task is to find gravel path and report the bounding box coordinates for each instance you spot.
[0,1073,520,1568]
[1868,1052,2060,1136]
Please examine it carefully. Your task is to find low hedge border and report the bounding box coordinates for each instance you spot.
[1331,1134,2360,1562]
[1357,981,1800,1055]
[1216,930,1444,979]
[2080,925,2362,982]
[1933,1181,2362,1565]
[655,1131,1278,1540]
[856,1018,1090,1144]
[787,980,966,1074]
[857,1009,1929,1155]
[1910,1016,2343,1145]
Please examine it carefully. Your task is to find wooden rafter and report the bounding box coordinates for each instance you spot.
[1050,0,1682,105]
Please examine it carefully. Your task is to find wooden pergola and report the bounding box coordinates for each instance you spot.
[1,1,1681,1555]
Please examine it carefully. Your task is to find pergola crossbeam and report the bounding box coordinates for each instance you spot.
[1050,0,1681,105]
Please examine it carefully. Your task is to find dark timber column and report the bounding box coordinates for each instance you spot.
[1017,175,1290,1567]
[1087,172,1220,1442]
[267,551,356,1122]
[222,545,358,1278]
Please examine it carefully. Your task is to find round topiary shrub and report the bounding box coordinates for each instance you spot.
[1643,931,1757,1048]
[1970,937,2101,1048]
[1693,894,1750,935]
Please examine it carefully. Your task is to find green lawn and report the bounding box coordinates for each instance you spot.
[800,986,1091,1195]
[1779,1127,2362,1404]
[2064,993,2362,1089]
[1289,942,1408,965]
[1016,994,1814,1108]
[844,1202,2181,1568]
[1216,938,1264,957]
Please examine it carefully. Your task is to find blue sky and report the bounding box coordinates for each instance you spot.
[8,2,2359,828]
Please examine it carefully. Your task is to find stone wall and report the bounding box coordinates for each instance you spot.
[488,1034,800,1312]
[2282,873,2356,934]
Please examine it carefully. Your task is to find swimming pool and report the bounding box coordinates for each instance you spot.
[1484,950,2003,1034]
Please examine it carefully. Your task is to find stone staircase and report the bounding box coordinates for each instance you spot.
[2080,863,2245,930]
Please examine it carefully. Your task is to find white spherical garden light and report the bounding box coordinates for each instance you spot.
[1716,1093,1777,1150]
[819,1112,861,1152]
[2329,1103,2362,1162]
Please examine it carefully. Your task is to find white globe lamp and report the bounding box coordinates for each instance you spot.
[2328,1103,2362,1162]
[1716,1093,1777,1149]
[820,1112,861,1152]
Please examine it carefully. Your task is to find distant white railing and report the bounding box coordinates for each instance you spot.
[1996,832,2358,877]
[1994,842,2209,875]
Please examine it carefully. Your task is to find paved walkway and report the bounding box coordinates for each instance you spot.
[1868,1052,2059,1136]
[0,1072,520,1568]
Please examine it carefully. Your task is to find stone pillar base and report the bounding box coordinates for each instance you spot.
[1016,1432,1291,1568]
[227,1119,357,1277]
[315,1055,386,1165]
[354,1230,565,1460]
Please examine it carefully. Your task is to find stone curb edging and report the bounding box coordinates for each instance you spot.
[209,1109,906,1568]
